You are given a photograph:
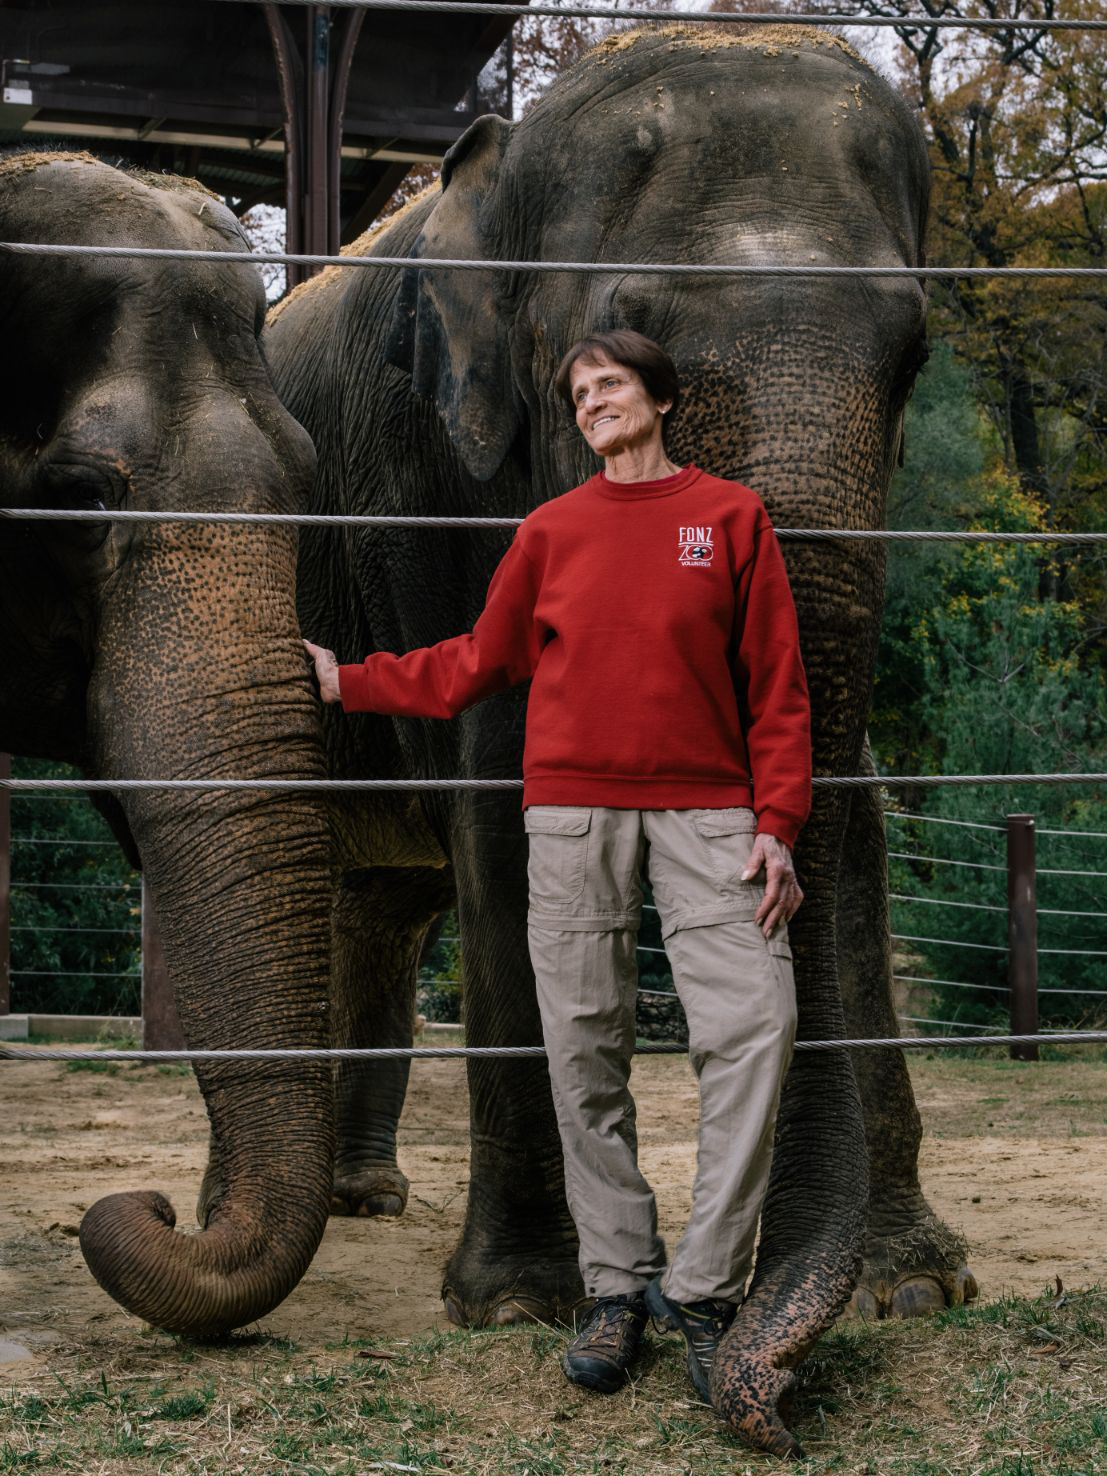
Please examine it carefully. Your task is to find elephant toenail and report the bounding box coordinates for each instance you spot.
[954,1266,980,1304]
[847,1285,882,1321]
[889,1276,946,1319]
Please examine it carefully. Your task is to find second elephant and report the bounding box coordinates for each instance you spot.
[266,26,974,1456]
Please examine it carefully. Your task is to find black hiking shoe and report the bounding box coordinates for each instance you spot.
[561,1293,648,1394]
[644,1276,737,1402]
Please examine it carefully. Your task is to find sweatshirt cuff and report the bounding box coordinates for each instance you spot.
[755,810,805,851]
[338,663,375,713]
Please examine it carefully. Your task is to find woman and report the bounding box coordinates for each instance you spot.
[305,328,809,1406]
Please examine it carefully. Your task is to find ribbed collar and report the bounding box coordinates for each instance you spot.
[589,464,702,501]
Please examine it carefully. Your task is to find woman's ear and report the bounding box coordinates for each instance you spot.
[385,115,522,482]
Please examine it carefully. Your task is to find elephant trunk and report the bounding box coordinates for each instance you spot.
[691,370,895,1454]
[710,805,868,1458]
[78,518,334,1335]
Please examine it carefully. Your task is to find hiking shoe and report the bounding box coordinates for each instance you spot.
[562,1293,648,1393]
[644,1276,736,1402]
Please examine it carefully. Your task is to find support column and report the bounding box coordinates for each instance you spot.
[1006,813,1038,1062]
[265,2,364,290]
[141,878,184,1051]
[0,754,10,1017]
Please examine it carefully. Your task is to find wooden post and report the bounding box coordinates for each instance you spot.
[0,753,10,1017]
[141,879,184,1051]
[1007,813,1038,1062]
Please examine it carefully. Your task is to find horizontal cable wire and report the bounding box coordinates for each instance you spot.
[897,934,1107,956]
[10,881,139,891]
[3,241,1107,280]
[9,924,139,935]
[890,849,1006,871]
[884,811,1006,831]
[1036,825,1107,838]
[3,775,1105,793]
[895,974,1007,992]
[890,892,1006,912]
[898,1014,1003,1032]
[1,508,1103,545]
[1037,985,1107,996]
[9,970,140,979]
[895,853,1107,877]
[10,837,121,846]
[1039,906,1107,918]
[208,0,1107,31]
[4,1031,1107,1062]
[892,932,1007,951]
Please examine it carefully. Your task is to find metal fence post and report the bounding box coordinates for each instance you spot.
[141,879,184,1051]
[0,753,9,1017]
[1007,813,1038,1062]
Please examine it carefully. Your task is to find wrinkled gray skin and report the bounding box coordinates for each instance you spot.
[266,27,974,1456]
[0,153,334,1337]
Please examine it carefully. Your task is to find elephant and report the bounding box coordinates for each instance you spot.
[264,23,975,1456]
[0,150,336,1336]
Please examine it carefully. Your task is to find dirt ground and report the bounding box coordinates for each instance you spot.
[2,1044,1106,1374]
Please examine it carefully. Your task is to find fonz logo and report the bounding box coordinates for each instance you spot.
[678,525,714,567]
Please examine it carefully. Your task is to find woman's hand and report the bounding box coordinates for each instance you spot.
[742,834,804,937]
[303,639,342,704]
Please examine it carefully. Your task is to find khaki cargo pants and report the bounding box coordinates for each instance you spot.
[524,805,796,1305]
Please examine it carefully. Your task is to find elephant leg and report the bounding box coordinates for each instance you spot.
[838,746,978,1318]
[330,866,455,1219]
[441,805,584,1328]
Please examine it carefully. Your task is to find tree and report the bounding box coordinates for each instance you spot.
[837,0,1107,635]
[879,469,1107,1029]
[8,759,141,1018]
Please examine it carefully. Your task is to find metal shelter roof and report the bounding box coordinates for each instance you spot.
[0,1,516,240]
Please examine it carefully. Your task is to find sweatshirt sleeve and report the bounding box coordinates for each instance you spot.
[731,508,812,849]
[337,535,545,718]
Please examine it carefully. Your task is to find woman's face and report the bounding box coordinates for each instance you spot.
[569,351,671,460]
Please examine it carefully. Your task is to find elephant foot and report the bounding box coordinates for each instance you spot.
[848,1217,978,1319]
[442,1245,585,1328]
[330,1167,409,1220]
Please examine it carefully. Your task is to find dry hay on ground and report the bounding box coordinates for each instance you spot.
[2,1047,1106,1472]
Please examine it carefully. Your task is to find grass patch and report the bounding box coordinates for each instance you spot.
[2,1288,1105,1473]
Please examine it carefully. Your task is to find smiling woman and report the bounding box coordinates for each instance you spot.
[304,325,810,1417]
[555,327,681,480]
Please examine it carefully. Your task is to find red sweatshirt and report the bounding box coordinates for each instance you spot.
[339,465,812,847]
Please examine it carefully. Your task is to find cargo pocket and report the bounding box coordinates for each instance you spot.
[766,928,794,994]
[523,806,592,907]
[691,807,759,895]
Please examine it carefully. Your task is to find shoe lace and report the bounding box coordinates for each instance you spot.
[578,1298,641,1355]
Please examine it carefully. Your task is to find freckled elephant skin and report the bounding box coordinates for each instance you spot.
[266,24,964,1450]
[0,154,334,1336]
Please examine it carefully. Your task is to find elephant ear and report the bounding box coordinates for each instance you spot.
[386,114,520,481]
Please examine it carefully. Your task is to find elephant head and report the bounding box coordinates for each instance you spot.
[387,27,930,1454]
[0,152,333,1335]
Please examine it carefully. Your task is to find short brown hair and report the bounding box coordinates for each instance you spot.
[555,329,681,418]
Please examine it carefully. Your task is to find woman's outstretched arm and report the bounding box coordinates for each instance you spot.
[305,534,546,719]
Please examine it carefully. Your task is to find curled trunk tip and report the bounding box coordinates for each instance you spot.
[710,1347,804,1459]
[80,1185,327,1337]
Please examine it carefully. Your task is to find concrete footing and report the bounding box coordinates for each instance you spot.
[0,1014,142,1042]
